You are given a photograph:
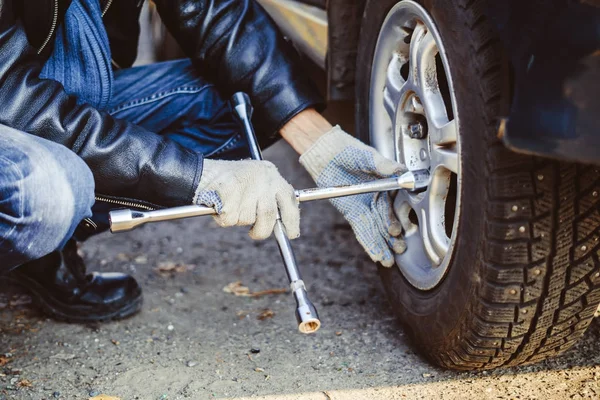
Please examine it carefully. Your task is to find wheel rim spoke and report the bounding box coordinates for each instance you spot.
[431,147,459,174]
[409,25,436,89]
[383,53,406,121]
[414,172,451,265]
[430,119,458,146]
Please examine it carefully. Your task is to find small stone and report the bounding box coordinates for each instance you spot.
[519,226,526,233]
[134,255,148,264]
[522,309,528,314]
[422,373,432,378]
[537,174,544,181]
[581,245,588,251]
[593,191,598,198]
[53,391,60,398]
[534,269,542,275]
[335,331,342,336]
[89,390,100,397]
[511,205,519,212]
[167,324,174,331]
[186,360,198,367]
[250,348,260,354]
[254,367,264,372]
[595,272,600,278]
[509,289,517,295]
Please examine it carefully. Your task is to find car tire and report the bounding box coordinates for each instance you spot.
[356,0,600,370]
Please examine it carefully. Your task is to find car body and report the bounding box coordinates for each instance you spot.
[258,0,600,165]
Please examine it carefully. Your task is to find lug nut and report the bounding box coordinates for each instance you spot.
[408,121,427,139]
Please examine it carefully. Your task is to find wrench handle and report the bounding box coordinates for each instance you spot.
[231,93,262,160]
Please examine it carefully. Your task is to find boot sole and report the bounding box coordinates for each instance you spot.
[0,275,143,323]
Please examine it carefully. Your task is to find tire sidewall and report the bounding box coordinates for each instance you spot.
[356,0,497,349]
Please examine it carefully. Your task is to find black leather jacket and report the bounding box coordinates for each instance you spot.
[1,0,322,207]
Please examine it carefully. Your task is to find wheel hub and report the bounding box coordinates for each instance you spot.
[368,1,462,290]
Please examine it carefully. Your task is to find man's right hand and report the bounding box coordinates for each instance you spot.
[193,159,300,240]
[299,126,407,267]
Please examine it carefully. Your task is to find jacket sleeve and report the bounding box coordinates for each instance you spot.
[0,22,202,207]
[153,0,325,142]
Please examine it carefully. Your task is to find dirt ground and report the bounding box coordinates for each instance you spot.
[2,135,600,400]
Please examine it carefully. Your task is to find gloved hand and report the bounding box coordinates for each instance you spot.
[299,125,406,267]
[193,159,300,240]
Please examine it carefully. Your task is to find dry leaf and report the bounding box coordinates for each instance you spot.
[223,281,287,298]
[223,281,250,296]
[257,309,275,320]
[155,262,196,276]
[0,355,12,366]
[17,379,32,388]
[89,396,122,400]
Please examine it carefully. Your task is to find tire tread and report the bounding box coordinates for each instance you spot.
[428,0,600,370]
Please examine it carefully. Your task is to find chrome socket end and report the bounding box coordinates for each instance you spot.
[398,169,431,191]
[291,280,321,334]
[109,209,145,233]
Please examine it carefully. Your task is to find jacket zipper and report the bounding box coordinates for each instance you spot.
[101,0,114,16]
[37,0,59,54]
[95,195,157,211]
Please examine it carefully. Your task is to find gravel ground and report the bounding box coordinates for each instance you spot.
[2,112,600,399]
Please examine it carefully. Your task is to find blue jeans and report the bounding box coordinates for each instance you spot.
[0,60,253,270]
[0,125,95,269]
[107,60,250,160]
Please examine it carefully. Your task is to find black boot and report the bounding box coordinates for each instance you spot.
[4,240,143,322]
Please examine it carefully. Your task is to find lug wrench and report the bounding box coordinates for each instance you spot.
[107,92,430,333]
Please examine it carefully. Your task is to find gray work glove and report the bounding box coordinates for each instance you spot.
[193,159,300,240]
[299,126,406,267]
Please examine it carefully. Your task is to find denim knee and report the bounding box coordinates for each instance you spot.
[0,134,95,266]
